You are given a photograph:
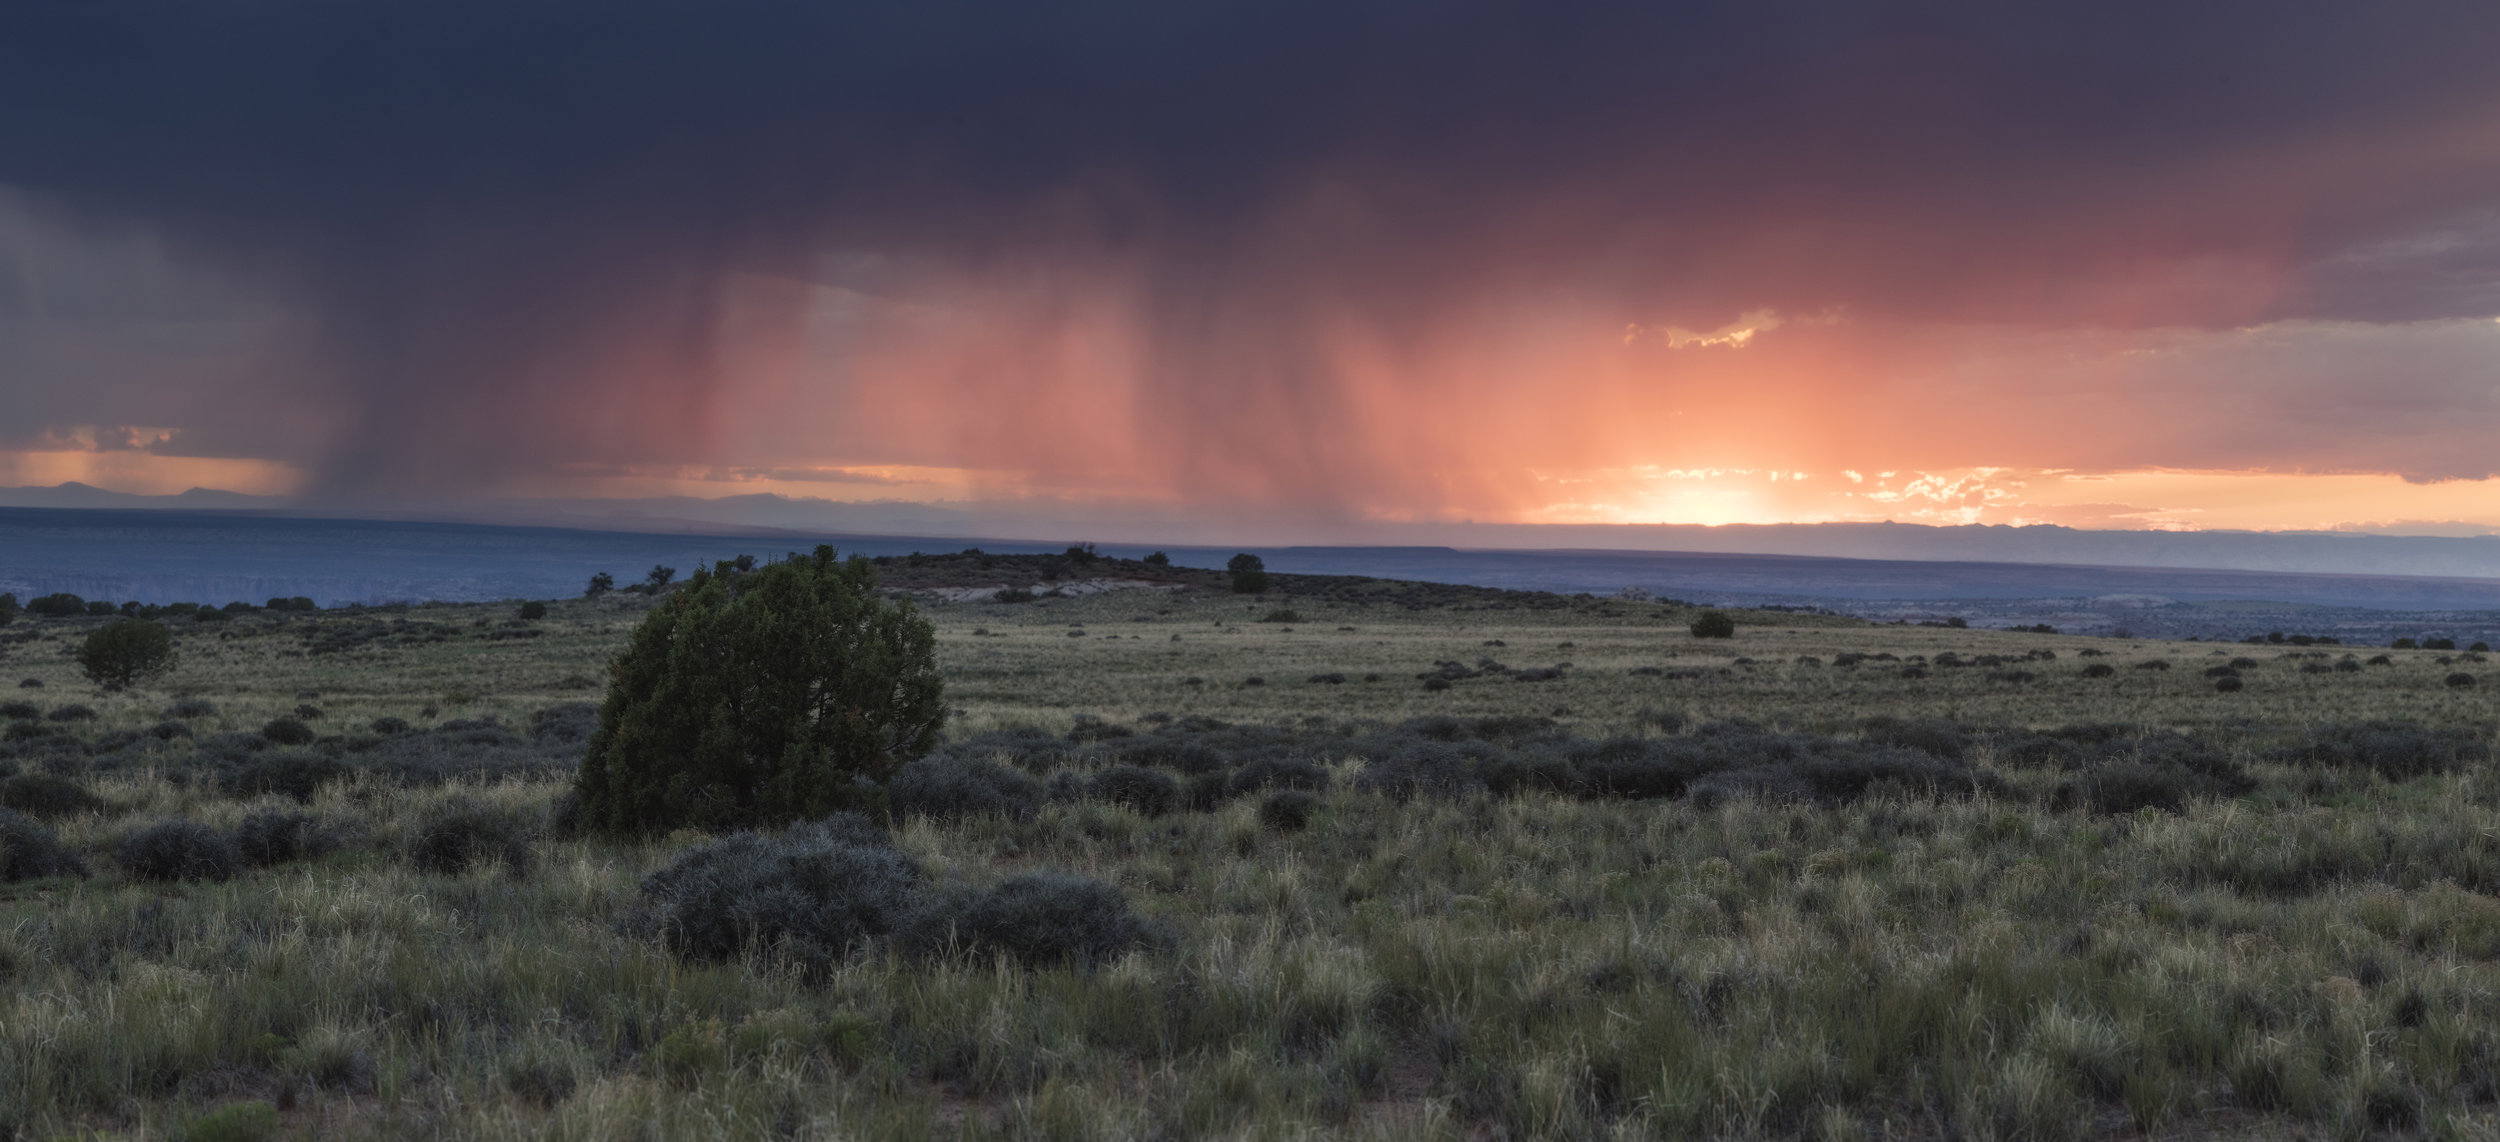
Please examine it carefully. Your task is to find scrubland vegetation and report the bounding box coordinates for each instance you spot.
[2,552,2497,1140]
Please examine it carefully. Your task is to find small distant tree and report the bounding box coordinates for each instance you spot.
[78,619,176,689]
[25,594,83,617]
[731,554,757,572]
[1143,551,1170,567]
[573,545,946,837]
[1227,553,1269,594]
[1689,611,1736,639]
[645,565,677,591]
[585,572,615,598]
[1065,543,1099,564]
[0,593,16,626]
[518,601,549,621]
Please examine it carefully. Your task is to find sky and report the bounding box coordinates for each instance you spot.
[2,1,2499,536]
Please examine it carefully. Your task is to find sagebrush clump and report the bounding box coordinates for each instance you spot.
[898,872,1160,967]
[0,808,85,881]
[117,820,244,882]
[623,815,920,971]
[407,802,533,877]
[888,753,1043,821]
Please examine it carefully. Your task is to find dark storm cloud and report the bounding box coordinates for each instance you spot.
[3,0,2499,493]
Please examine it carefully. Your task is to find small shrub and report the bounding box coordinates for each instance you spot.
[518,601,549,621]
[1258,789,1320,831]
[1261,609,1303,624]
[166,697,218,719]
[992,586,1036,604]
[408,802,533,877]
[149,719,194,740]
[889,754,1044,821]
[0,808,86,881]
[0,701,36,719]
[0,773,105,817]
[259,717,316,745]
[900,872,1159,966]
[118,820,245,882]
[24,592,86,618]
[1228,756,1332,797]
[2082,663,2116,678]
[370,716,410,735]
[2273,722,2491,780]
[77,619,177,689]
[1227,553,1270,594]
[227,752,351,803]
[47,704,97,722]
[1688,611,1736,639]
[2215,676,2244,692]
[1859,717,1969,760]
[1087,765,1180,816]
[2447,672,2478,689]
[1143,551,1171,566]
[235,809,338,866]
[623,816,919,971]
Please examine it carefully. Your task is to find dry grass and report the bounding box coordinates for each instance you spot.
[0,584,2495,1139]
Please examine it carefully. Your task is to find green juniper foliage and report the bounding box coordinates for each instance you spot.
[75,618,176,688]
[573,546,945,835]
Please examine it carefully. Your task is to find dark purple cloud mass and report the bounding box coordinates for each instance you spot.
[1,0,2498,504]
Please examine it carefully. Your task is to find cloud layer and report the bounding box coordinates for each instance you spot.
[2,1,2498,514]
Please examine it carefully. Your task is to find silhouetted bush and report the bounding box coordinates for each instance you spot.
[899,872,1159,966]
[165,698,217,719]
[118,820,244,882]
[2271,722,2491,780]
[517,601,548,621]
[1087,765,1180,816]
[1227,553,1269,594]
[1258,789,1320,831]
[0,773,104,817]
[2447,672,2478,689]
[235,809,338,866]
[1689,611,1735,639]
[24,593,86,618]
[2082,663,2116,678]
[623,816,919,971]
[2215,676,2244,692]
[145,718,192,740]
[0,808,85,881]
[77,619,176,688]
[260,717,316,745]
[408,802,533,878]
[1143,551,1171,566]
[47,705,96,723]
[889,754,1044,821]
[0,702,36,720]
[574,546,945,837]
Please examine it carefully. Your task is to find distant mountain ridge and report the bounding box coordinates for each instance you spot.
[3,482,2497,580]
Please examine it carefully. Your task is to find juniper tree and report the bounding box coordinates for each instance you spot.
[573,546,945,836]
